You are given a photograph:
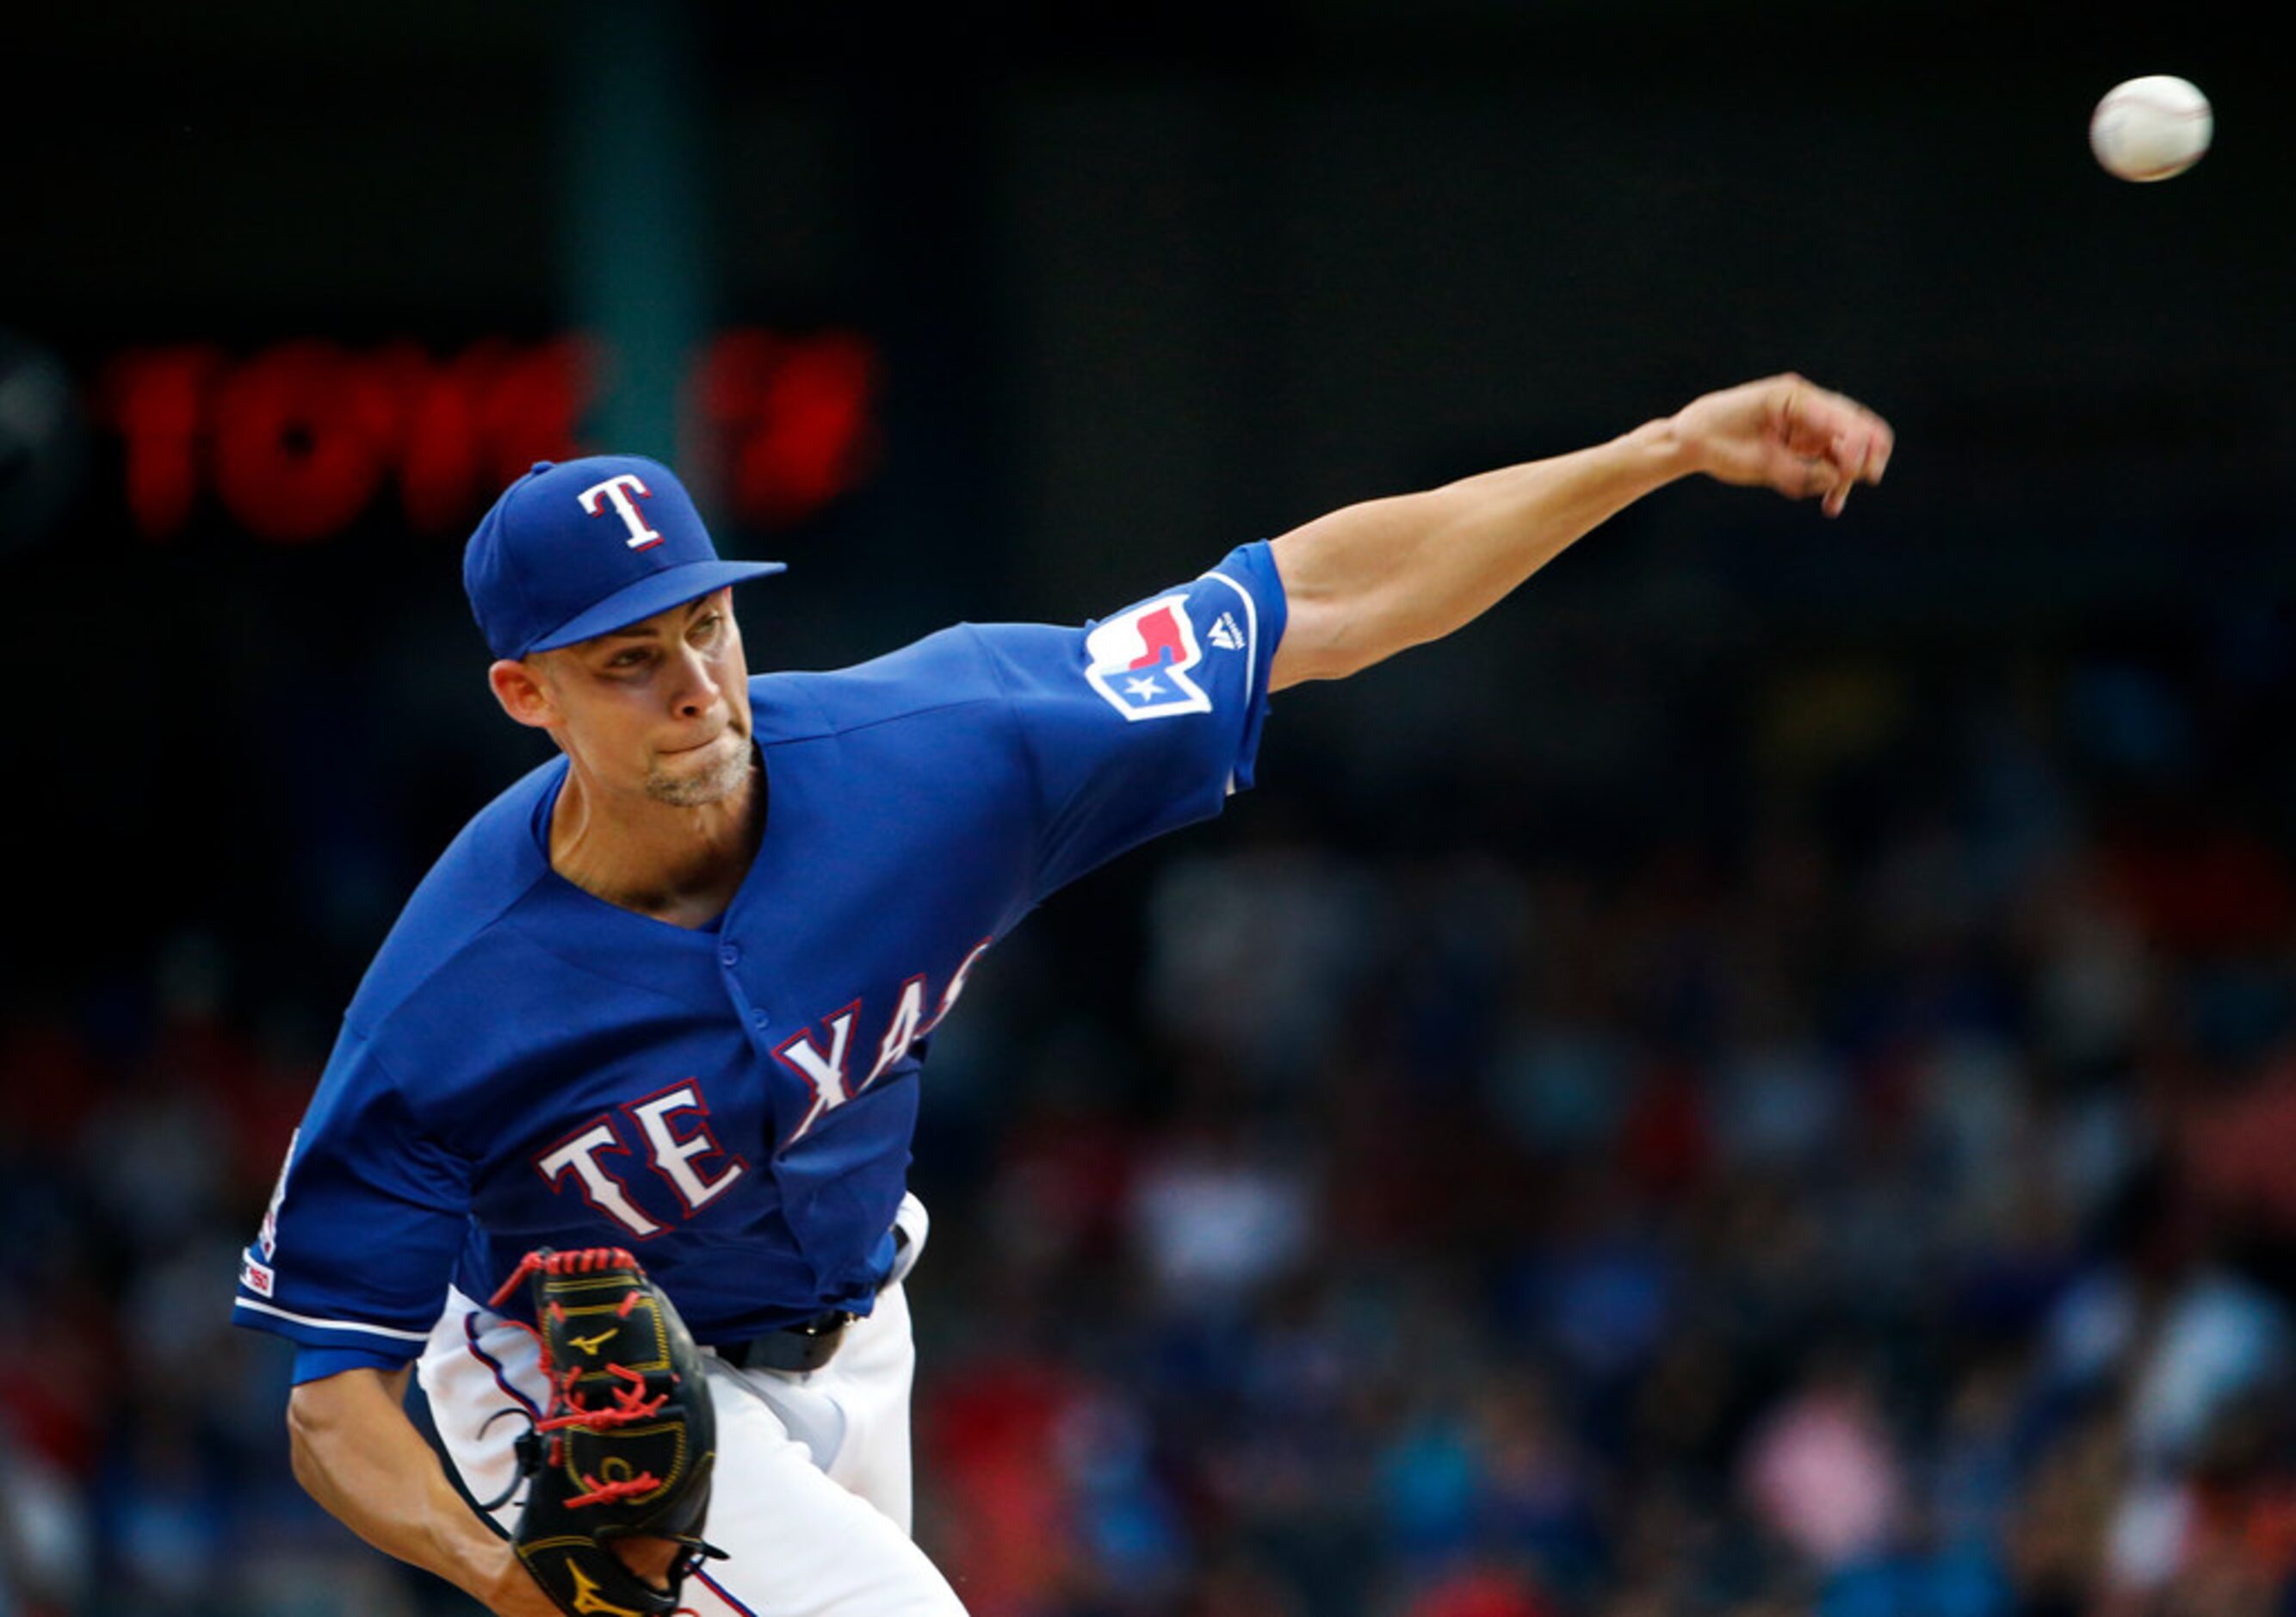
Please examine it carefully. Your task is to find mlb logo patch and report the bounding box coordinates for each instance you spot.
[1085,597,1213,722]
[241,1254,275,1297]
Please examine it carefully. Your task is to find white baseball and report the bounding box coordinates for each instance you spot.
[2089,75,2212,182]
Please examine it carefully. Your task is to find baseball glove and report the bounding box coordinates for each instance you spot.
[485,1247,723,1617]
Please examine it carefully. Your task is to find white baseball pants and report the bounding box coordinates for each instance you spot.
[415,1200,965,1615]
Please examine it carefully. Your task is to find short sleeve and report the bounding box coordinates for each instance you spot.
[230,1025,472,1362]
[292,1345,415,1385]
[969,540,1286,901]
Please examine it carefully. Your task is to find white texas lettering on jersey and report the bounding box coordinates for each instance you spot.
[577,472,665,550]
[934,938,993,1029]
[525,945,997,1231]
[774,939,997,1149]
[863,975,930,1093]
[625,1081,747,1216]
[536,1120,665,1237]
[774,1002,860,1147]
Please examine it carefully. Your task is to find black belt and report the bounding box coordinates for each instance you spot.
[708,1308,857,1374]
[705,1225,909,1375]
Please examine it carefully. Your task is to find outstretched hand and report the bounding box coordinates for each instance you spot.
[1668,374,1893,517]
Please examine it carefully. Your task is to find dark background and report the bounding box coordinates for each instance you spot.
[4,3,2294,1614]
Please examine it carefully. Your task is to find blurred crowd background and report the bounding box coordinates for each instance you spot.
[6,3,2295,1614]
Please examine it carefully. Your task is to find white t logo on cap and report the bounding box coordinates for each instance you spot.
[578,473,665,551]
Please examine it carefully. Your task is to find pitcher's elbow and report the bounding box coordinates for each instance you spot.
[284,1384,333,1497]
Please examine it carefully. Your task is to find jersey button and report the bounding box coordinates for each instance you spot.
[719,942,741,967]
[752,1009,770,1028]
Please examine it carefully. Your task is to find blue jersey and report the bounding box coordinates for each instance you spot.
[232,545,1284,1379]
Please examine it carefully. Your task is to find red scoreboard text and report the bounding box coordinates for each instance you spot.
[101,329,879,544]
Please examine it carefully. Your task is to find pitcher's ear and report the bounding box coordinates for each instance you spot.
[489,657,557,729]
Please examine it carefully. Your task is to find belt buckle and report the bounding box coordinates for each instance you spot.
[762,1310,851,1373]
[715,1308,855,1374]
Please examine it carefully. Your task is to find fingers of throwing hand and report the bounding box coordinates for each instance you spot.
[1820,435,1865,517]
[1686,374,1895,511]
[1779,445,1859,517]
[1837,416,1895,514]
[1794,387,1892,517]
[1784,452,1842,511]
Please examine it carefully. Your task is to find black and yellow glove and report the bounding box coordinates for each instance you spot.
[486,1247,723,1617]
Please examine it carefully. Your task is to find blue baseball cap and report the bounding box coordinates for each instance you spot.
[462,455,786,660]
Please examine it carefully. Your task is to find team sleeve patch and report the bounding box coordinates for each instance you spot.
[240,1252,276,1296]
[1083,596,1213,722]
